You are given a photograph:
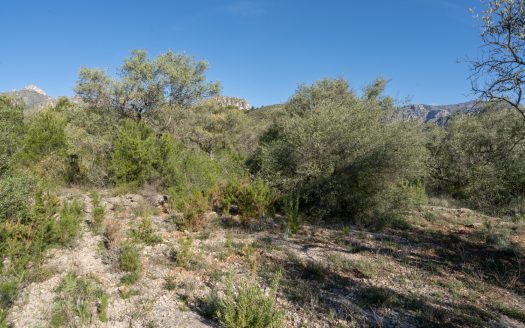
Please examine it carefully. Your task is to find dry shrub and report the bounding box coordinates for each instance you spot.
[104,219,123,249]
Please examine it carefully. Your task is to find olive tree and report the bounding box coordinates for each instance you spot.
[75,50,220,119]
[254,79,428,226]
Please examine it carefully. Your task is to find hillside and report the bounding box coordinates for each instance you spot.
[2,55,525,328]
[7,189,525,327]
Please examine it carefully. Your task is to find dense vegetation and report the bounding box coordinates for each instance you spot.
[2,48,525,326]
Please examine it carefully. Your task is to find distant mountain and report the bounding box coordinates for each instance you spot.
[250,101,483,125]
[397,101,483,124]
[1,85,56,112]
[0,85,483,125]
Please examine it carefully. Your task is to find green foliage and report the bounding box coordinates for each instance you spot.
[50,273,108,327]
[152,103,260,158]
[130,216,162,245]
[0,96,25,174]
[216,272,284,328]
[254,78,428,226]
[75,49,220,118]
[173,237,194,269]
[0,174,33,222]
[99,294,109,322]
[111,119,159,187]
[400,180,428,207]
[119,243,141,274]
[19,110,67,162]
[49,200,83,246]
[164,276,177,291]
[0,192,85,285]
[284,195,302,234]
[160,133,221,225]
[222,176,273,218]
[428,107,525,214]
[92,206,105,234]
[64,106,119,186]
[0,279,19,309]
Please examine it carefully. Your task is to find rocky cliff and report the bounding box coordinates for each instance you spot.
[397,100,483,124]
[213,96,251,110]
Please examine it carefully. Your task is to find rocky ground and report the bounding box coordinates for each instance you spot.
[6,190,525,327]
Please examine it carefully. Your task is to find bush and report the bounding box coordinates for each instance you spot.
[119,243,141,274]
[284,195,302,234]
[0,278,19,309]
[64,106,118,186]
[92,206,105,233]
[160,133,221,225]
[17,110,68,180]
[0,96,25,174]
[216,272,283,328]
[221,176,273,218]
[111,119,160,187]
[172,237,193,269]
[254,78,428,226]
[427,107,525,214]
[0,174,33,222]
[49,200,83,246]
[50,274,108,327]
[130,216,162,245]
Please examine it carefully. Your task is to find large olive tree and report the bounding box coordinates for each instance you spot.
[254,79,428,226]
[75,50,220,119]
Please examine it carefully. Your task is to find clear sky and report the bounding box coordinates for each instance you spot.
[1,0,483,107]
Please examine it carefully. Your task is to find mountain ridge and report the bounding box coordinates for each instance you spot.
[1,85,481,123]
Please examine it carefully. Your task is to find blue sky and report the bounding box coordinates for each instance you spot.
[1,0,483,107]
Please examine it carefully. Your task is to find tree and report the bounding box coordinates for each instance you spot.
[254,79,428,226]
[427,106,525,214]
[75,50,220,119]
[157,51,220,107]
[470,0,525,120]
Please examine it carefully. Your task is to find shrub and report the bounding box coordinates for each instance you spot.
[130,216,162,245]
[0,96,25,174]
[216,272,283,328]
[427,107,525,215]
[284,195,302,234]
[119,243,141,274]
[254,78,427,226]
[50,274,108,327]
[0,278,19,309]
[474,221,512,249]
[168,189,210,230]
[221,176,273,219]
[172,237,193,269]
[17,110,68,181]
[0,192,61,272]
[111,119,160,187]
[49,200,83,246]
[160,133,221,224]
[63,105,118,186]
[0,174,33,222]
[92,206,105,233]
